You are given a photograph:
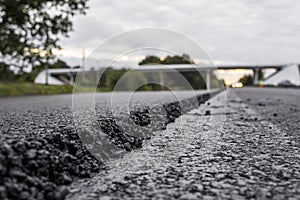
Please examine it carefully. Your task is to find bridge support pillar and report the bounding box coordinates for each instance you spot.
[253,68,260,85]
[206,69,211,91]
[69,73,74,85]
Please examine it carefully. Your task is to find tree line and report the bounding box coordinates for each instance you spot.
[139,54,195,65]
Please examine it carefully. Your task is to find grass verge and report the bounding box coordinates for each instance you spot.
[0,82,83,97]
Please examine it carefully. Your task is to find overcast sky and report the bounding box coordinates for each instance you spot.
[59,0,300,69]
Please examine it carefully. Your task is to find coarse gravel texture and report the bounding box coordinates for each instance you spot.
[0,98,103,200]
[66,88,300,200]
[0,90,218,200]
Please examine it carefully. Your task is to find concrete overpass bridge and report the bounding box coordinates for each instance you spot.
[34,63,299,89]
[135,64,288,89]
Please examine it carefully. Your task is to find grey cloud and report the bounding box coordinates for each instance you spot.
[61,0,300,65]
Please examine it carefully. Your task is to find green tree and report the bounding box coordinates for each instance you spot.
[138,55,161,65]
[0,0,88,70]
[107,69,128,90]
[139,54,195,65]
[0,62,15,81]
[239,75,253,86]
[259,70,264,80]
[161,54,194,65]
[180,72,206,89]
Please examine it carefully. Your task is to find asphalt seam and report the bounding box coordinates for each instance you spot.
[66,91,227,199]
[67,90,300,199]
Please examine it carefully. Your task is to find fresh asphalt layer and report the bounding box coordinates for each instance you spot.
[0,88,299,200]
[66,87,300,200]
[0,90,218,200]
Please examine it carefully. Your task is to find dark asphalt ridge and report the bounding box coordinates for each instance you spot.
[95,92,218,152]
[67,88,300,200]
[0,90,220,200]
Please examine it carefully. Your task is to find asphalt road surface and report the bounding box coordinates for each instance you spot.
[0,90,216,200]
[0,87,299,200]
[67,87,300,200]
